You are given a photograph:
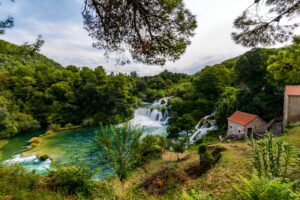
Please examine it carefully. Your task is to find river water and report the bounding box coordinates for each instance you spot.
[0,98,170,178]
[0,97,217,178]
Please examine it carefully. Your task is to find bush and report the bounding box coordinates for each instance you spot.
[64,123,74,129]
[140,135,166,162]
[46,166,97,197]
[199,145,224,174]
[234,174,299,200]
[185,189,215,200]
[47,123,61,132]
[198,144,207,154]
[251,132,294,178]
[81,118,95,127]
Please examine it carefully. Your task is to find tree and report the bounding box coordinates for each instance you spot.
[267,36,300,85]
[169,137,186,161]
[0,0,14,35]
[96,124,143,184]
[234,48,275,90]
[167,114,195,147]
[140,135,166,162]
[233,0,300,47]
[82,0,197,65]
[215,87,238,130]
[194,65,232,101]
[21,35,45,55]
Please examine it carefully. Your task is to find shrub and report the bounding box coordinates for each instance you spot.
[47,123,61,132]
[198,144,207,154]
[30,137,40,144]
[251,132,294,178]
[81,118,95,127]
[46,166,97,197]
[0,165,40,196]
[96,124,143,183]
[140,135,166,162]
[96,181,119,200]
[199,145,224,174]
[234,174,299,200]
[185,189,215,200]
[64,123,74,129]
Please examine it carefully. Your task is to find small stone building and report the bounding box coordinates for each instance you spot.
[227,111,268,139]
[283,85,300,127]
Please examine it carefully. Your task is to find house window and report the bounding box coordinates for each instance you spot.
[230,126,232,129]
[238,130,241,133]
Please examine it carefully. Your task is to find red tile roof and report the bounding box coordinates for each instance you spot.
[227,111,258,126]
[286,85,300,96]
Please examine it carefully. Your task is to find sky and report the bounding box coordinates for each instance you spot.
[0,0,284,76]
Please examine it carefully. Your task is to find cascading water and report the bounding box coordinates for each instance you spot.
[129,97,170,136]
[4,154,51,173]
[2,98,171,175]
[189,113,218,144]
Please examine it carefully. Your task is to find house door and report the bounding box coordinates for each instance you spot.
[247,128,253,138]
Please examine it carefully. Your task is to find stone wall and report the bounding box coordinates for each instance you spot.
[227,118,268,139]
[287,96,300,123]
[227,121,246,139]
[246,118,268,136]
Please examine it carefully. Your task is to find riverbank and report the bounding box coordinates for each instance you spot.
[22,126,92,159]
[1,127,299,199]
[0,140,8,149]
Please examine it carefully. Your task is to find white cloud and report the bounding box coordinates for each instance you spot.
[1,0,297,76]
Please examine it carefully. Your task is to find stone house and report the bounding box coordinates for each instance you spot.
[283,85,300,127]
[227,111,268,139]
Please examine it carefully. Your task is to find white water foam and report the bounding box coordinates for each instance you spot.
[4,154,51,173]
[189,113,218,144]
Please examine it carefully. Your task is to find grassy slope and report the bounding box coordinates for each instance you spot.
[6,127,298,199]
[111,128,299,199]
[0,140,8,149]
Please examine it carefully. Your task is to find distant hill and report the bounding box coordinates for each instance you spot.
[0,39,62,69]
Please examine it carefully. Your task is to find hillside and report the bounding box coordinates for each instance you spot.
[0,39,62,69]
[1,126,299,199]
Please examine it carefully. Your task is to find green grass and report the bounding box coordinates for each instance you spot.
[0,140,8,149]
[1,127,299,199]
[284,126,300,148]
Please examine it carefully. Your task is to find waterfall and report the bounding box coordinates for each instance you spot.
[189,113,218,144]
[4,154,51,173]
[129,97,170,129]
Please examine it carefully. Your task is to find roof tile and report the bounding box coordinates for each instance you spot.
[286,85,300,96]
[227,111,258,126]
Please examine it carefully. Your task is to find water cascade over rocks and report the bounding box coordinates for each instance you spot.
[2,97,171,174]
[189,113,218,144]
[129,97,170,136]
[4,154,51,173]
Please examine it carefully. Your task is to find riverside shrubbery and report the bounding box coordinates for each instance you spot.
[233,132,299,200]
[234,174,299,200]
[46,166,97,197]
[250,132,294,178]
[198,144,225,174]
[140,135,166,162]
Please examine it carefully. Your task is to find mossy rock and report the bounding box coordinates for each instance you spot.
[31,137,40,144]
[38,154,49,161]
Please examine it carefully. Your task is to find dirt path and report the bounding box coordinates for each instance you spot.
[162,151,188,161]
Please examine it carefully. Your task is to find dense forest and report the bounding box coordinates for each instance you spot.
[168,37,300,135]
[0,39,190,138]
[1,37,300,139]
